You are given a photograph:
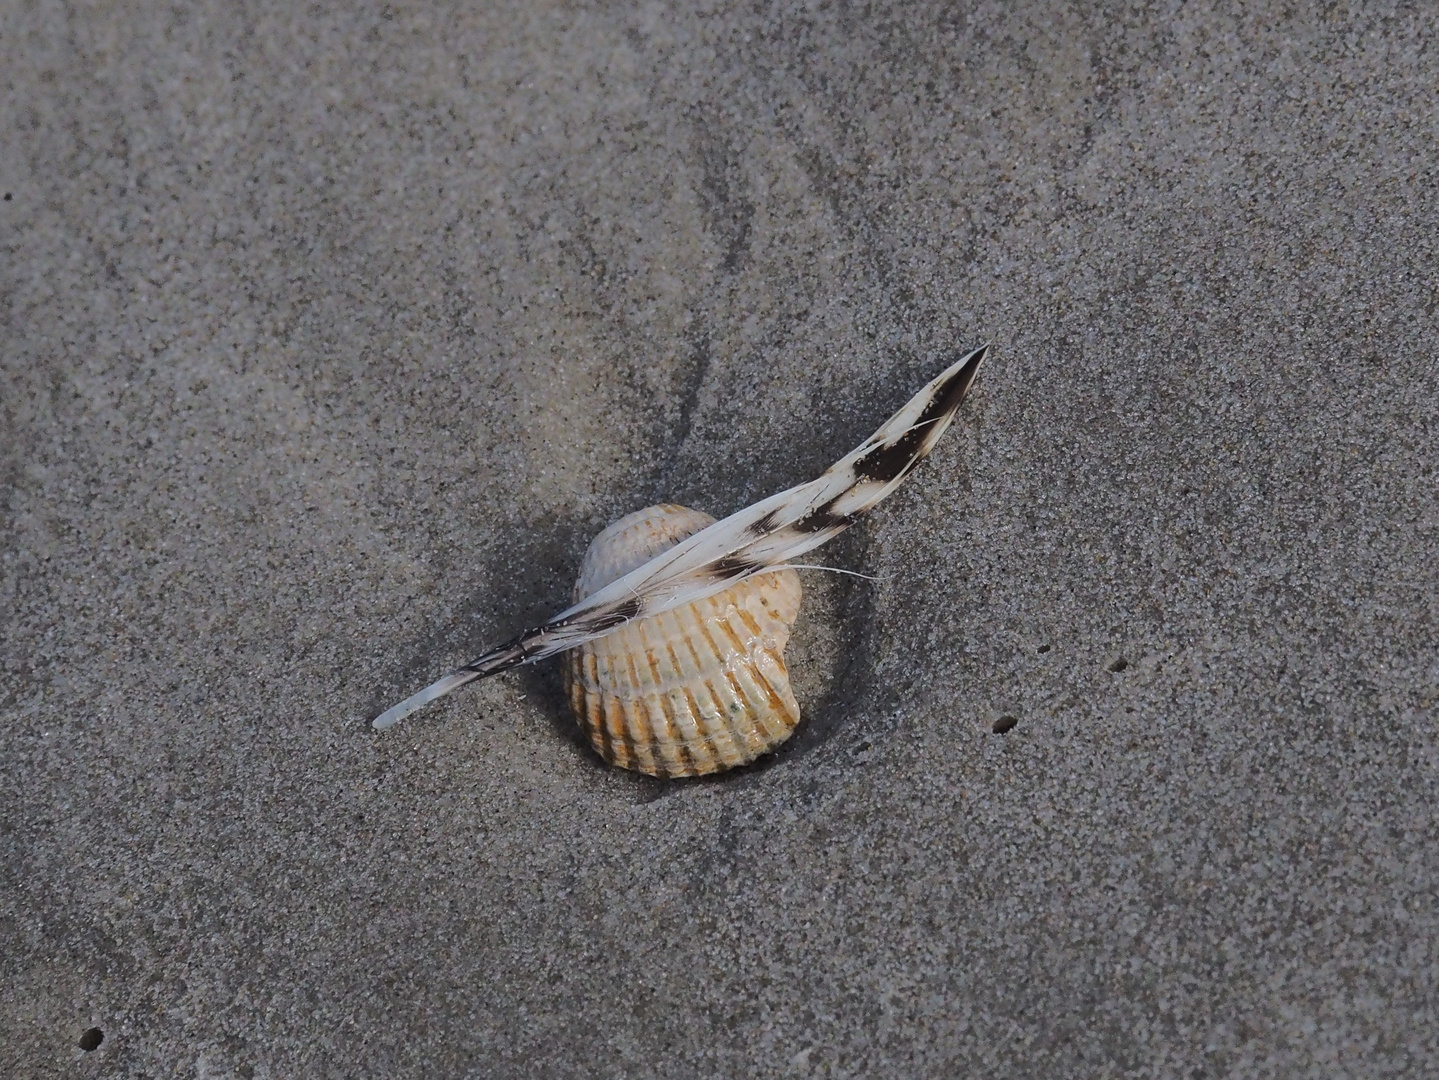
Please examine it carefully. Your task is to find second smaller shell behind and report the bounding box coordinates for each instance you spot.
[562,504,802,777]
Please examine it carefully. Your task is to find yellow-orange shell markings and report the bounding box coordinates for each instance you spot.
[562,504,802,777]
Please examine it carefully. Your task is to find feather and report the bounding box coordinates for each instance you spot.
[374,343,986,730]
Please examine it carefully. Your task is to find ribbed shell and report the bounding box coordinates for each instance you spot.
[562,504,802,777]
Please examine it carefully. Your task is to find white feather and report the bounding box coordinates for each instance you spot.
[374,344,986,730]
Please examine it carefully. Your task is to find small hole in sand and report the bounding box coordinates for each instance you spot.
[1107,656,1129,673]
[1037,643,1051,653]
[78,1028,103,1052]
[992,715,1019,735]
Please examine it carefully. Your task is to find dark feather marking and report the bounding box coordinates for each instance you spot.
[748,508,785,537]
[918,344,987,428]
[790,505,850,534]
[461,595,645,677]
[799,502,856,534]
[853,346,986,483]
[854,426,928,483]
[711,553,764,579]
[578,597,644,634]
[462,640,527,677]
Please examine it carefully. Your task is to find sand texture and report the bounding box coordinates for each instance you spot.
[3,2,1437,1076]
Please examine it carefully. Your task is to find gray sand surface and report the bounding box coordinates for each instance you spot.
[3,2,1437,1076]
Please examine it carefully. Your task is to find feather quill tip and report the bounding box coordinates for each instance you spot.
[372,671,475,729]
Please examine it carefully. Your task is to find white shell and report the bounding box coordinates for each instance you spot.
[562,504,802,777]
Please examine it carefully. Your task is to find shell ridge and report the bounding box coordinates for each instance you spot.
[730,604,770,649]
[616,649,645,768]
[641,639,668,701]
[721,663,772,752]
[637,631,678,776]
[677,620,736,768]
[664,621,706,773]
[607,693,633,770]
[751,650,800,728]
[754,578,801,647]
[733,642,790,731]
[676,683,707,774]
[724,651,784,747]
[582,648,600,693]
[637,694,668,777]
[565,653,587,726]
[711,603,756,660]
[592,691,616,767]
[694,618,763,753]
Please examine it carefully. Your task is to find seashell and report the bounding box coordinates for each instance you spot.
[562,504,803,777]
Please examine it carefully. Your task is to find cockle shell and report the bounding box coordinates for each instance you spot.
[562,504,802,777]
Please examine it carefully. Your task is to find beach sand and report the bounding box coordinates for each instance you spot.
[3,2,1436,1075]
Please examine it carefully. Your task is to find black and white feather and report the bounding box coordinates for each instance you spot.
[373,344,987,730]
